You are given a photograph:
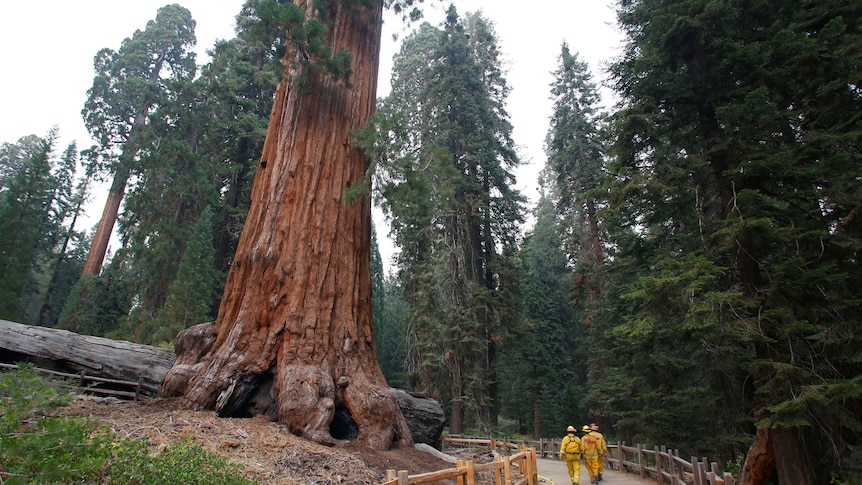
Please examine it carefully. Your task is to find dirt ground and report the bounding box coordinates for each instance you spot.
[58,395,460,485]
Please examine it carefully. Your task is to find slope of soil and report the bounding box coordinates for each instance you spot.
[58,395,454,484]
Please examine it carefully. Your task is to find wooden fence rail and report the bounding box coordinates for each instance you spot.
[605,442,735,485]
[382,437,537,485]
[0,362,156,401]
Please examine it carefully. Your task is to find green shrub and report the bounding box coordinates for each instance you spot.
[0,364,257,484]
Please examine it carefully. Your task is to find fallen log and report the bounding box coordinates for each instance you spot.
[0,319,174,393]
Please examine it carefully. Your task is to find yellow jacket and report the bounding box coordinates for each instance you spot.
[559,433,581,459]
[592,430,607,455]
[581,431,600,459]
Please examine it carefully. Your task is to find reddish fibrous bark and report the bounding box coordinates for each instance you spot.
[740,426,774,485]
[162,1,413,451]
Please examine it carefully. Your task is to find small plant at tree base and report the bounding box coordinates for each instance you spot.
[0,364,257,484]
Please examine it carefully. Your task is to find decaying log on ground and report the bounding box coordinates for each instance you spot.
[0,319,175,392]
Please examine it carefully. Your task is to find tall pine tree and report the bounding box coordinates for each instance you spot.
[604,0,862,481]
[0,132,59,319]
[365,6,525,433]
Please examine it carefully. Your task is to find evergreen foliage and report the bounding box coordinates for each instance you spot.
[497,195,584,438]
[0,131,87,323]
[153,207,218,345]
[196,32,280,275]
[372,225,410,388]
[599,0,862,479]
[363,6,525,432]
[0,133,57,319]
[5,1,861,479]
[116,71,216,339]
[80,4,198,277]
[64,2,281,343]
[542,42,611,437]
[82,4,197,154]
[58,263,132,337]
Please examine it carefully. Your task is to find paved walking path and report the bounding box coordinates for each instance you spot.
[536,458,655,485]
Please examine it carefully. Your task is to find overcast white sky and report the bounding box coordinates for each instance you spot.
[0,1,623,267]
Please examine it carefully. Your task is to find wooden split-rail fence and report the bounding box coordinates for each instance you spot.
[0,362,158,401]
[607,442,735,485]
[383,436,538,485]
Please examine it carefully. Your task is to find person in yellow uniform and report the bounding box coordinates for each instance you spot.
[559,425,582,484]
[581,425,600,484]
[590,423,608,481]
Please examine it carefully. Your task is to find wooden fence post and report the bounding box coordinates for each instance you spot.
[655,445,663,485]
[637,444,645,479]
[397,470,409,485]
[691,456,703,485]
[504,456,513,485]
[621,441,627,472]
[529,447,537,484]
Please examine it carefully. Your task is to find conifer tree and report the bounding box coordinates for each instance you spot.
[153,207,217,344]
[199,5,285,274]
[81,4,197,276]
[498,193,583,438]
[371,225,409,388]
[23,142,90,326]
[0,132,58,319]
[543,43,611,428]
[99,3,283,342]
[163,0,420,450]
[604,0,862,480]
[365,7,524,433]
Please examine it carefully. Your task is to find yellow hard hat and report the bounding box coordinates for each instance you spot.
[582,425,591,432]
[567,425,575,433]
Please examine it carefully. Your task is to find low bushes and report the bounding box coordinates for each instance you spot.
[0,363,257,484]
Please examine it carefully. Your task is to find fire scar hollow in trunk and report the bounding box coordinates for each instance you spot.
[161,1,413,451]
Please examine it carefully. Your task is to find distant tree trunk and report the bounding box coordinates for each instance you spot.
[162,1,413,451]
[82,110,147,277]
[81,164,128,276]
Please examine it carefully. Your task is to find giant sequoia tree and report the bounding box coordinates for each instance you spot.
[81,4,197,276]
[162,0,413,451]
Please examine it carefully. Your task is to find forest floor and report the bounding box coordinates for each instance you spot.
[58,395,486,485]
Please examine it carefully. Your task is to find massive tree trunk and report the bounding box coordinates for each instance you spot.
[162,1,413,451]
